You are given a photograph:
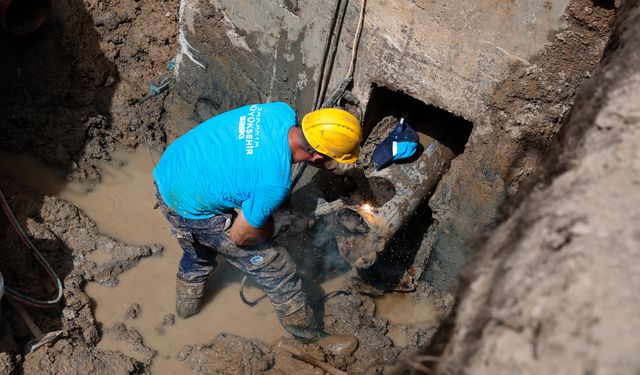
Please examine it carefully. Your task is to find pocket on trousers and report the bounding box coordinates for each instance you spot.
[190,214,232,237]
[169,226,194,242]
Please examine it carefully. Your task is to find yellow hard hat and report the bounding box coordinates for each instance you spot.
[301,108,362,164]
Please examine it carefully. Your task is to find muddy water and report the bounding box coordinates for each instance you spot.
[0,150,295,372]
[0,149,441,371]
[375,292,440,348]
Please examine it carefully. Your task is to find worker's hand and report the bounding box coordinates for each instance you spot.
[321,159,356,175]
[273,210,312,237]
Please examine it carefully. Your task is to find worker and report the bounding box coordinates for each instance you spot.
[152,102,361,350]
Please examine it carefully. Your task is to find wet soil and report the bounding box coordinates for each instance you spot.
[421,0,617,298]
[0,0,178,182]
[434,2,640,373]
[0,149,440,373]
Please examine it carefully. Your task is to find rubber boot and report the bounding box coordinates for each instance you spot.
[278,304,359,356]
[176,278,206,319]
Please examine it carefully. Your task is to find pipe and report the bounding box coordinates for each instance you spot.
[0,0,51,36]
[332,136,455,269]
[315,0,349,108]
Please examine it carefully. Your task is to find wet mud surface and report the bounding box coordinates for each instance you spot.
[0,177,162,371]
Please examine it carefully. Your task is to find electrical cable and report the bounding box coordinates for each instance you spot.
[0,188,63,308]
[289,0,366,192]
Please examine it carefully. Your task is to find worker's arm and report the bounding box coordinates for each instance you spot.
[230,185,300,246]
[228,210,274,247]
[228,209,311,246]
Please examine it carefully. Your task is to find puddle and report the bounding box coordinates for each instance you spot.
[0,149,347,372]
[375,292,440,327]
[0,151,67,195]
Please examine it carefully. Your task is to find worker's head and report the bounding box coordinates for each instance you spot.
[300,108,362,164]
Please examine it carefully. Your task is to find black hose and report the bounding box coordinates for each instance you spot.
[239,275,267,306]
[239,274,350,308]
[316,0,349,108]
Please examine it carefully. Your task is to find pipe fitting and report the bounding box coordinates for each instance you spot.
[0,0,51,36]
[333,136,455,269]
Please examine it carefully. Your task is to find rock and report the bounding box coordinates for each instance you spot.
[178,333,274,374]
[126,303,141,319]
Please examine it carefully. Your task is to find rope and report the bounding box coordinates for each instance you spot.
[0,188,63,308]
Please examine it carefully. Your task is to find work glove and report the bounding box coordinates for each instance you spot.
[273,210,312,237]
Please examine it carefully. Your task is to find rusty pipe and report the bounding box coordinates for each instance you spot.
[0,0,51,36]
[333,136,455,269]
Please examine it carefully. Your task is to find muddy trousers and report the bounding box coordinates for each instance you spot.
[157,195,307,317]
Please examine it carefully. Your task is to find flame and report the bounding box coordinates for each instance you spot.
[360,203,373,213]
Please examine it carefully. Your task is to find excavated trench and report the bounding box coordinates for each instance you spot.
[0,0,623,374]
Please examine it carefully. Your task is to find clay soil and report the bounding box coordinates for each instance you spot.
[0,0,634,374]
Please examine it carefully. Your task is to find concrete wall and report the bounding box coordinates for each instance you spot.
[171,0,569,134]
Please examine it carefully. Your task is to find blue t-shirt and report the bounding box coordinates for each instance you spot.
[153,102,295,228]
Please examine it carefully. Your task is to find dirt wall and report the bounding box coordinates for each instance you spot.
[435,1,640,373]
[421,0,616,294]
[0,0,178,182]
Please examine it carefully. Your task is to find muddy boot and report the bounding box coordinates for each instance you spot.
[278,304,359,356]
[176,278,206,319]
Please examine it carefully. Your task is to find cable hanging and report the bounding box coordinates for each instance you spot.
[0,188,63,308]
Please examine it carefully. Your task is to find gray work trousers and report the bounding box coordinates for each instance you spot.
[156,189,306,317]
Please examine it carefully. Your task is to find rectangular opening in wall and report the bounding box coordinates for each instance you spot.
[362,84,473,155]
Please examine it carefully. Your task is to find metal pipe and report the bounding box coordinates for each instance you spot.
[333,136,455,269]
[0,0,51,36]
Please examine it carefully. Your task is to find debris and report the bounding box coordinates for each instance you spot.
[126,303,141,319]
[7,299,62,353]
[155,313,175,335]
[277,342,348,375]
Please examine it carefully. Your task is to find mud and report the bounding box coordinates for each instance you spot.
[0,0,178,182]
[23,339,141,374]
[421,0,617,296]
[0,173,162,370]
[104,322,156,366]
[178,333,274,374]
